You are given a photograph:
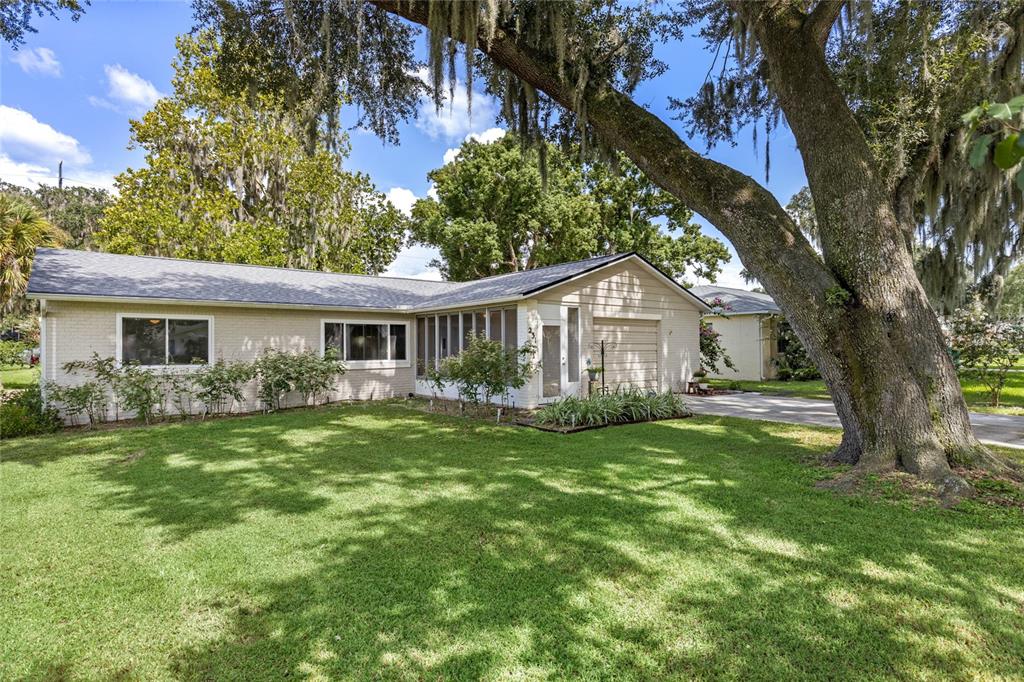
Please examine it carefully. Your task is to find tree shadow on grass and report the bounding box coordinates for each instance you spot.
[7,405,1024,678]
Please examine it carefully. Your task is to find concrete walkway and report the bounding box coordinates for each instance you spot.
[687,392,1024,450]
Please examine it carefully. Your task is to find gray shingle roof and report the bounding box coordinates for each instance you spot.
[690,284,780,315]
[27,249,651,311]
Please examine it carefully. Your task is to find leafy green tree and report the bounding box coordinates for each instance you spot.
[0,0,84,46]
[98,33,405,274]
[0,194,67,314]
[411,135,730,281]
[195,0,1022,488]
[1,182,113,250]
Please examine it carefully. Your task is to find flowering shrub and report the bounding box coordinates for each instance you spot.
[947,301,1024,406]
[700,296,736,374]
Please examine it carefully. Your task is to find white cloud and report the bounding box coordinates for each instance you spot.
[385,187,418,217]
[384,243,443,281]
[414,68,498,141]
[0,105,91,165]
[443,127,506,165]
[10,47,61,77]
[91,64,162,114]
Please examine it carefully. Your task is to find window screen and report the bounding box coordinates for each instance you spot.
[122,318,166,365]
[121,317,209,366]
[390,325,407,361]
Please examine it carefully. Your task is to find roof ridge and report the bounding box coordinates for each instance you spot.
[458,252,628,284]
[33,247,464,287]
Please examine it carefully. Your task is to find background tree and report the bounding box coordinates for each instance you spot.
[1,182,112,250]
[193,0,1024,494]
[412,135,729,280]
[998,262,1024,319]
[0,194,67,314]
[98,33,405,274]
[0,0,84,46]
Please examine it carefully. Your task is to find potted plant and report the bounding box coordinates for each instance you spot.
[586,365,603,381]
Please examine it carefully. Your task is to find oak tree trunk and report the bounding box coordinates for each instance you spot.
[372,1,1017,492]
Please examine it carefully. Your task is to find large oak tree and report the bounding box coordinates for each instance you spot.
[411,134,731,281]
[200,0,1021,495]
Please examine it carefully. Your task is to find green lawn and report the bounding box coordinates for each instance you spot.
[709,373,1024,415]
[2,404,1023,679]
[0,364,39,390]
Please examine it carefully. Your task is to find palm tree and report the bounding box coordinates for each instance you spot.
[0,194,68,315]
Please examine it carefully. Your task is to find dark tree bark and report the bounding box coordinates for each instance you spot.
[371,1,1017,492]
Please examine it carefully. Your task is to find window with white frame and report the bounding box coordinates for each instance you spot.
[119,315,211,366]
[415,307,518,378]
[323,322,408,363]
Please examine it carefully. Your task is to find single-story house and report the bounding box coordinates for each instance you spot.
[690,285,782,382]
[27,248,710,415]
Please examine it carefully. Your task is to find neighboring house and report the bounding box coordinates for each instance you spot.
[27,249,709,415]
[690,285,782,382]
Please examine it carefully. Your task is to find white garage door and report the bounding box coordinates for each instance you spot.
[592,317,660,391]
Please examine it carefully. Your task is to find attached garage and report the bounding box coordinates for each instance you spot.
[592,317,660,391]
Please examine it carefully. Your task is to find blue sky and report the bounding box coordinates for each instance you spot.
[0,1,809,288]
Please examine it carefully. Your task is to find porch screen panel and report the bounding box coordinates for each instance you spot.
[503,308,517,351]
[449,315,460,355]
[427,316,436,369]
[439,314,449,358]
[474,311,486,340]
[489,310,502,342]
[462,312,474,349]
[567,307,579,379]
[416,317,426,376]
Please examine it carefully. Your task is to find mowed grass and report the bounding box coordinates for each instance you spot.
[0,364,39,390]
[2,404,1023,680]
[710,373,1024,415]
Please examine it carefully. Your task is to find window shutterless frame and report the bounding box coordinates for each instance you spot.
[320,319,411,369]
[114,313,214,369]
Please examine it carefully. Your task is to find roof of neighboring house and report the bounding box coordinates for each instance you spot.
[27,248,710,312]
[690,284,781,315]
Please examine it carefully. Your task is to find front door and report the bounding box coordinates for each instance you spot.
[542,324,561,398]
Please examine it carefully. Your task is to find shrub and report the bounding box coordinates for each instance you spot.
[774,322,820,381]
[0,385,61,438]
[45,379,108,427]
[793,367,820,381]
[727,380,743,390]
[441,332,536,410]
[292,349,346,406]
[535,389,689,428]
[947,301,1024,406]
[0,340,32,367]
[113,363,165,424]
[254,349,346,411]
[194,360,256,416]
[162,372,197,418]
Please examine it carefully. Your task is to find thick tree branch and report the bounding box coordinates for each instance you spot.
[369,0,837,307]
[804,1,844,48]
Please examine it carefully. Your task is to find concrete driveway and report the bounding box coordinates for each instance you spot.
[687,393,1024,450]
